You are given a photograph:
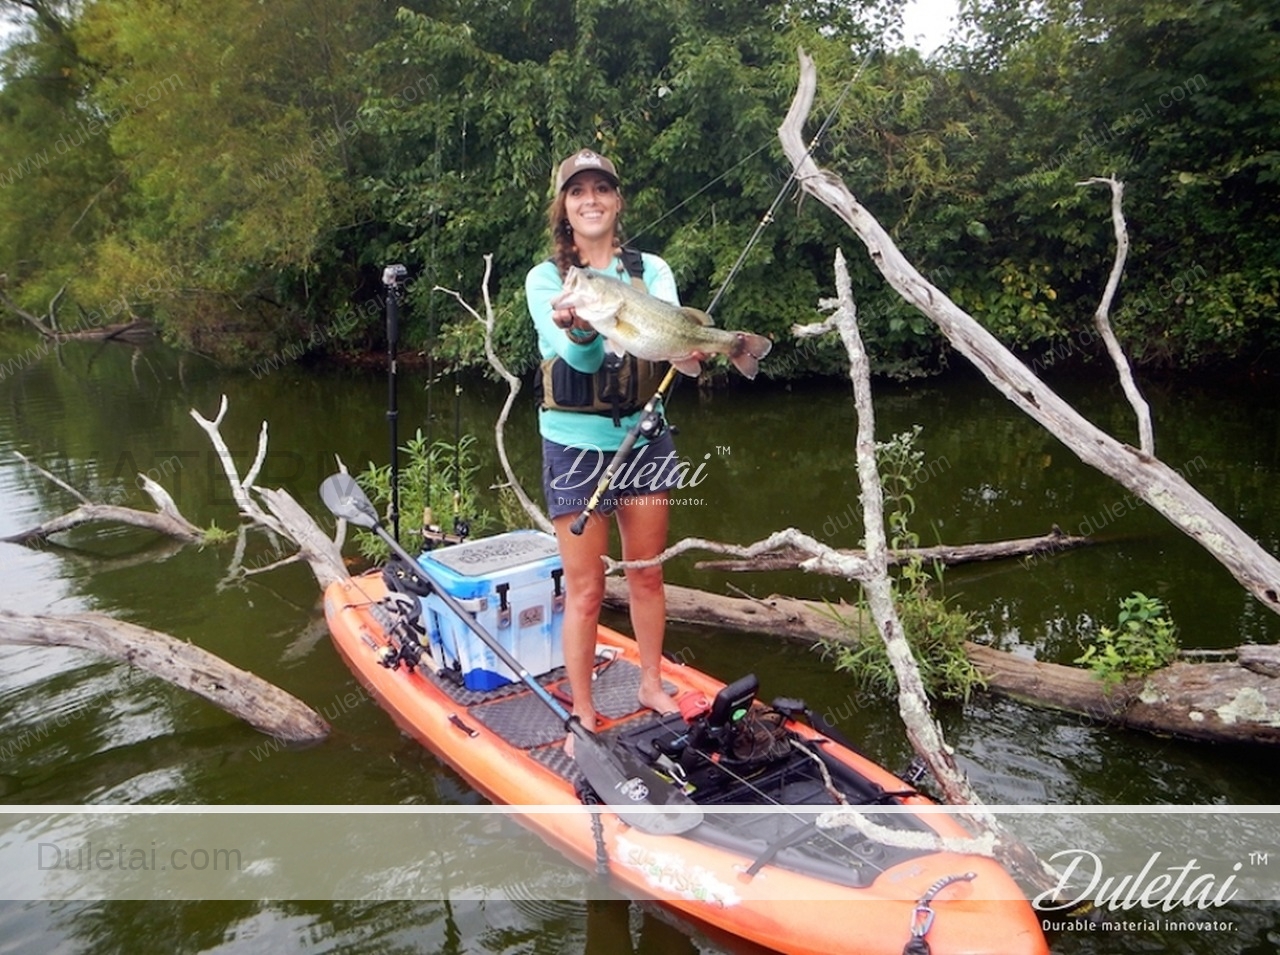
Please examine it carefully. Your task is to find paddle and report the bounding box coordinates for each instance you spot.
[319,473,703,836]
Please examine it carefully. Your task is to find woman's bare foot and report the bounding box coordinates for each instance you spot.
[637,679,679,716]
[564,710,596,759]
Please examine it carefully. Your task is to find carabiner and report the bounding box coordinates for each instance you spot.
[910,903,936,938]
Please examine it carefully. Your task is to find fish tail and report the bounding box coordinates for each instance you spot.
[728,332,773,380]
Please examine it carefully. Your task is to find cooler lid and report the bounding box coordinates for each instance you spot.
[422,530,560,578]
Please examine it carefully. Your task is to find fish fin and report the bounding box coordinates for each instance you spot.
[605,337,628,358]
[678,307,715,327]
[671,357,702,377]
[728,332,773,380]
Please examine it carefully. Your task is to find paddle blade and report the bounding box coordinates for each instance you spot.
[319,473,381,529]
[570,726,703,836]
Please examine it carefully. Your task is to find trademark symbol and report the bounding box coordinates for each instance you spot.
[716,446,731,456]
[1249,851,1269,865]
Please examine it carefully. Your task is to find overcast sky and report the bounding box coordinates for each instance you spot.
[901,0,963,56]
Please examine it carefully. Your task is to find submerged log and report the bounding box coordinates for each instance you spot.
[60,320,155,343]
[0,610,330,743]
[607,580,1280,746]
[966,645,1280,746]
[607,577,862,641]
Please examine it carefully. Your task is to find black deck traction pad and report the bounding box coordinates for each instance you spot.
[467,688,567,748]
[464,662,675,752]
[528,715,663,783]
[430,664,566,708]
[559,659,677,720]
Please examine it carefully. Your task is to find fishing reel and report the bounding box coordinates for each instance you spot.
[638,405,671,440]
[378,558,433,672]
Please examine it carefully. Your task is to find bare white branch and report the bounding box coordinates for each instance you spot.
[780,48,1280,621]
[437,258,553,535]
[1079,175,1155,454]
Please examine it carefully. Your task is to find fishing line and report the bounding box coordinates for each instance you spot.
[704,43,877,318]
[630,44,878,270]
[680,744,895,877]
[628,140,773,244]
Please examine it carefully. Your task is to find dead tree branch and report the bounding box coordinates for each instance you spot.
[2,451,203,544]
[780,48,1280,620]
[602,528,872,578]
[1079,176,1154,454]
[0,610,329,742]
[189,397,348,589]
[0,280,65,338]
[5,402,347,591]
[437,258,553,534]
[694,526,1088,572]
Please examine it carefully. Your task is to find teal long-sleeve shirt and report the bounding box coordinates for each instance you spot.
[525,253,679,451]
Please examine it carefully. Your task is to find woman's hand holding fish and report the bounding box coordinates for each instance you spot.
[553,305,598,343]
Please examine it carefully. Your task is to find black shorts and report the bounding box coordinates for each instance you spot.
[541,431,682,520]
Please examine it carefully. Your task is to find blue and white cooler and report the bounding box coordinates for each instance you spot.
[417,530,566,691]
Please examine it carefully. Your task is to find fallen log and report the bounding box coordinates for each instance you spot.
[606,580,1280,746]
[0,610,330,743]
[966,645,1280,746]
[695,526,1089,573]
[607,576,865,641]
[60,319,155,343]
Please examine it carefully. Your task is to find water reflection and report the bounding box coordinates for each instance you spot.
[2,341,1279,954]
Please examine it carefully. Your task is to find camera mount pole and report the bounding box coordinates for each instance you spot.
[383,264,408,543]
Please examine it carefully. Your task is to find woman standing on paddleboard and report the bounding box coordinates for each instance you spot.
[525,149,689,752]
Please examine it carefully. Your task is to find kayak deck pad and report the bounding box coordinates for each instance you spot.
[435,658,674,754]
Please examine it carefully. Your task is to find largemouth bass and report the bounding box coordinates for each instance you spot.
[552,267,772,379]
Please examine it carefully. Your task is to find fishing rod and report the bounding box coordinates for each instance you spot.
[383,263,408,542]
[568,46,877,535]
[451,371,470,541]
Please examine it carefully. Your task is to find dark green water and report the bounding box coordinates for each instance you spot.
[1,336,1278,953]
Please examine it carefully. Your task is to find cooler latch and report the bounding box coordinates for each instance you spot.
[551,569,565,613]
[495,582,511,629]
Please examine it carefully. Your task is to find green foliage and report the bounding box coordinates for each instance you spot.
[354,431,494,561]
[1075,591,1179,687]
[1,0,1277,372]
[929,0,1280,367]
[821,426,985,703]
[824,581,986,703]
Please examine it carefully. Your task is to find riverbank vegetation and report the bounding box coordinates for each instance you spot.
[1,0,1276,376]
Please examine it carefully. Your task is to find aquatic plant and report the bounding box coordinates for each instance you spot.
[822,427,985,703]
[1075,591,1179,688]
